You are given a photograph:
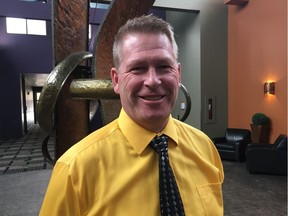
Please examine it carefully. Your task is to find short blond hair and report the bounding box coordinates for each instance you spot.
[113,14,178,68]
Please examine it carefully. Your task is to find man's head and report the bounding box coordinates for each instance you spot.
[111,15,181,132]
[113,15,179,69]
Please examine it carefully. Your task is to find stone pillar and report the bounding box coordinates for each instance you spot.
[52,0,89,159]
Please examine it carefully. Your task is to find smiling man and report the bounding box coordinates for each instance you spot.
[111,29,180,133]
[40,15,224,216]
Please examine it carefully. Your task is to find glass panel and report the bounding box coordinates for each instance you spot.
[6,17,26,34]
[89,24,91,39]
[27,19,47,36]
[36,92,41,101]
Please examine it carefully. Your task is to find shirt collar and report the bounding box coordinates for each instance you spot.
[118,109,179,155]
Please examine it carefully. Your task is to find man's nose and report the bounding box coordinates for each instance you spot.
[144,68,161,88]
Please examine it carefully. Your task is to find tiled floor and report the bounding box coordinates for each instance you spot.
[222,161,287,216]
[0,124,54,175]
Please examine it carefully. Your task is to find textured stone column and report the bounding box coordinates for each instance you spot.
[52,0,89,159]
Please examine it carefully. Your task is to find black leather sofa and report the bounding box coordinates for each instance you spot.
[246,134,287,176]
[212,128,251,162]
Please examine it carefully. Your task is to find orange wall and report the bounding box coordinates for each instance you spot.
[228,0,287,143]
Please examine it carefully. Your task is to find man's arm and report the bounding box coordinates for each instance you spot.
[39,162,80,216]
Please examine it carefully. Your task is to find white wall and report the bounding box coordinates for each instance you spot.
[170,11,201,129]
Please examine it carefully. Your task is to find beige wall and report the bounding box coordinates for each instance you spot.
[228,0,287,142]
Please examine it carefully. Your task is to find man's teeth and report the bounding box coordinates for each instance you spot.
[143,96,162,101]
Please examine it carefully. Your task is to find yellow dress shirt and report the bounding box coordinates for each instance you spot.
[40,109,224,216]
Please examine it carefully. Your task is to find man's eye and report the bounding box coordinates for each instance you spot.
[131,67,146,73]
[159,65,170,69]
[157,65,171,72]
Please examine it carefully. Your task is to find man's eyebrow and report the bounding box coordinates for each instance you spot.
[127,59,146,67]
[127,55,174,66]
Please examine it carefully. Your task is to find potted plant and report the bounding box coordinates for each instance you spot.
[250,112,270,143]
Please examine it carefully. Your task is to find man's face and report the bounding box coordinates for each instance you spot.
[111,33,181,132]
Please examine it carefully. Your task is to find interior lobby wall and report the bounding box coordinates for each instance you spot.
[228,0,287,142]
[164,0,228,138]
[0,0,52,138]
[169,11,201,130]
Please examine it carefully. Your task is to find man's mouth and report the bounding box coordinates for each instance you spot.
[141,96,164,101]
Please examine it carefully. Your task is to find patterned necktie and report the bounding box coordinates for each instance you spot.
[150,135,185,216]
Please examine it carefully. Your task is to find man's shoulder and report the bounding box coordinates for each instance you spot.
[173,118,206,135]
[172,118,213,145]
[58,119,121,163]
[88,119,120,141]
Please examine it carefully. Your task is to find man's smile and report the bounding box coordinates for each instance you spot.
[140,95,164,101]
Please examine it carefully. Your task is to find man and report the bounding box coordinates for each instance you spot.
[40,15,224,216]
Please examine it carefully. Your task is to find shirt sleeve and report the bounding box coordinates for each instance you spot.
[210,138,225,184]
[39,161,80,216]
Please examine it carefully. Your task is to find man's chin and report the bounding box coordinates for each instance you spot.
[143,113,168,123]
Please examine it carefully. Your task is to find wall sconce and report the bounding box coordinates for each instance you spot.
[264,82,275,95]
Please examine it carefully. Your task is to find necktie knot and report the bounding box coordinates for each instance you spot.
[150,135,168,153]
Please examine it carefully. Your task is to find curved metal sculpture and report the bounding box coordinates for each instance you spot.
[37,51,93,135]
[69,79,119,100]
[179,83,191,122]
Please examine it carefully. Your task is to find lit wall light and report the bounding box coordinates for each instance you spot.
[264,82,275,95]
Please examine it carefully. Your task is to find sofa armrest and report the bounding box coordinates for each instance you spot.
[246,147,287,165]
[247,143,274,149]
[234,140,249,161]
[246,147,287,175]
[212,137,226,143]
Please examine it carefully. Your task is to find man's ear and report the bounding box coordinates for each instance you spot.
[111,68,120,94]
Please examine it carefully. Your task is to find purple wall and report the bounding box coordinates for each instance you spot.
[0,0,53,138]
